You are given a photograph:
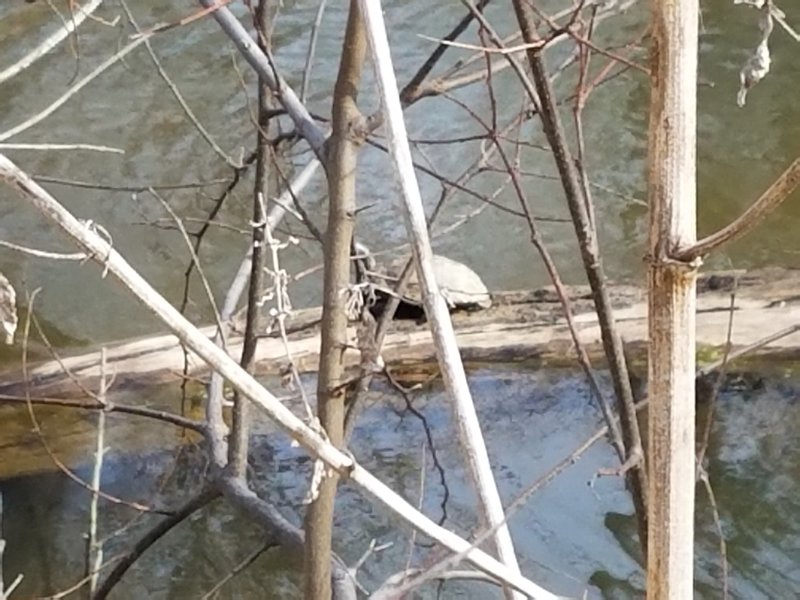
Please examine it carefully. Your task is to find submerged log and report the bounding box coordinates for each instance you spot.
[1,268,799,399]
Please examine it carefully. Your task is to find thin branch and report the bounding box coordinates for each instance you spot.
[0,0,105,85]
[0,35,150,143]
[677,157,800,261]
[699,322,800,375]
[0,143,123,154]
[300,0,328,103]
[200,541,273,599]
[86,349,109,596]
[359,3,529,599]
[120,1,241,168]
[228,0,275,479]
[0,393,206,432]
[0,239,86,260]
[400,0,490,103]
[92,488,220,600]
[32,175,230,192]
[197,0,328,157]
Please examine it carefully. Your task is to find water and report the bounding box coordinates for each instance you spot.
[1,1,799,598]
[1,0,798,345]
[2,369,798,598]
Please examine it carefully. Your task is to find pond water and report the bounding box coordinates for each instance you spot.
[1,0,799,598]
[2,368,799,598]
[0,1,798,345]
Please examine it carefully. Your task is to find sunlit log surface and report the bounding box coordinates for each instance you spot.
[1,268,799,399]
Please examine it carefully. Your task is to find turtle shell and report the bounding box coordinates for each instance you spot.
[375,254,492,311]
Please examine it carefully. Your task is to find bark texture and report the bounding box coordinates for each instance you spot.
[303,2,366,599]
[646,0,699,597]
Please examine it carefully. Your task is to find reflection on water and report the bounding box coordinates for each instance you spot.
[2,368,798,598]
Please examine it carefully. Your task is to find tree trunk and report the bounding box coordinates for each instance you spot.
[646,0,698,597]
[303,2,366,599]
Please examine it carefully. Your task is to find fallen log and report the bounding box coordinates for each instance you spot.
[1,268,799,399]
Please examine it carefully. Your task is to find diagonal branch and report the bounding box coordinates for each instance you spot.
[0,154,557,599]
[0,0,106,85]
[358,3,526,599]
[676,157,800,262]
[197,0,328,157]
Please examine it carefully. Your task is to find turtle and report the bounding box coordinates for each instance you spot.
[355,243,492,321]
[0,271,17,345]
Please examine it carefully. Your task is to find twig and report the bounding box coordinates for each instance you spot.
[120,1,241,168]
[200,541,273,599]
[699,322,800,375]
[92,488,220,600]
[400,0,490,103]
[371,568,507,599]
[0,392,206,432]
[677,157,800,261]
[32,175,230,192]
[696,285,738,468]
[0,143,123,154]
[698,471,729,600]
[0,35,150,143]
[0,0,105,85]
[229,0,275,477]
[0,239,85,260]
[86,348,109,595]
[300,0,328,103]
[149,189,228,348]
[130,0,234,38]
[416,34,548,54]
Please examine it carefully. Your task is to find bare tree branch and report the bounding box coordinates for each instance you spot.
[359,3,529,599]
[676,157,800,261]
[197,0,328,157]
[1,151,556,600]
[0,0,105,85]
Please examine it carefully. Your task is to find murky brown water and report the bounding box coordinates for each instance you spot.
[1,0,799,598]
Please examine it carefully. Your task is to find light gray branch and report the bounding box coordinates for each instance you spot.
[358,3,534,600]
[0,0,106,85]
[0,153,555,598]
[197,0,328,157]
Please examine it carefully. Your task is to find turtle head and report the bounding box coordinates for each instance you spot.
[353,240,376,273]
